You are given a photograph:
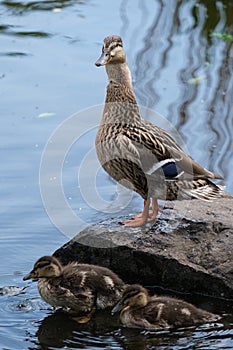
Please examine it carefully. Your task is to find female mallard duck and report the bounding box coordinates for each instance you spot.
[95,35,224,226]
[112,284,220,329]
[23,256,125,322]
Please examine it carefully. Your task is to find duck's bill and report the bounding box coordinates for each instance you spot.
[95,51,111,66]
[23,271,34,281]
[111,300,123,315]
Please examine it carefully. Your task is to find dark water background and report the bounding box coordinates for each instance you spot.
[1,0,233,349]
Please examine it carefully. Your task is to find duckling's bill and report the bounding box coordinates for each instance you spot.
[111,299,124,314]
[23,271,34,281]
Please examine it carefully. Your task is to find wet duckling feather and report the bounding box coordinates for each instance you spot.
[112,284,220,329]
[23,256,125,319]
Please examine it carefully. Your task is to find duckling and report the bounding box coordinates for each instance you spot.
[95,35,224,226]
[112,284,220,329]
[23,256,125,322]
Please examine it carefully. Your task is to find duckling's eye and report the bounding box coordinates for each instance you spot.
[36,262,50,269]
[77,294,89,301]
[126,291,139,299]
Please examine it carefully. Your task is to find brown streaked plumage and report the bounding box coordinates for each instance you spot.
[95,35,224,226]
[23,256,125,322]
[112,284,220,329]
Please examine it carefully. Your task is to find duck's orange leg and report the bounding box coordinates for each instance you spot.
[147,198,159,222]
[120,199,151,227]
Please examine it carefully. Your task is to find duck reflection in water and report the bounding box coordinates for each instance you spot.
[35,308,119,349]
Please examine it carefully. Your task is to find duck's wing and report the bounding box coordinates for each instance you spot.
[139,301,170,329]
[97,128,224,200]
[123,121,222,179]
[58,274,78,292]
[57,272,95,312]
[57,269,90,296]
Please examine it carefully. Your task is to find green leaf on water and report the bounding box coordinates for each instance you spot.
[211,32,233,41]
[188,75,206,85]
[36,112,55,118]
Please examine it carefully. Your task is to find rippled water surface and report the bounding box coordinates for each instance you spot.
[1,0,233,349]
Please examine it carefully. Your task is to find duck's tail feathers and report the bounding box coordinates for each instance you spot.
[179,179,225,200]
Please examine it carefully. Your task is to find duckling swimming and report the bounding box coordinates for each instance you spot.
[23,256,125,322]
[112,284,220,329]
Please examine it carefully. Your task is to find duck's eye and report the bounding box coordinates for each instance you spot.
[111,43,122,50]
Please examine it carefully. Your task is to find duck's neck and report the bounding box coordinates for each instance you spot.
[106,62,133,89]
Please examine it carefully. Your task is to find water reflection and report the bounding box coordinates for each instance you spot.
[122,0,233,191]
[1,0,86,13]
[1,29,52,37]
[29,307,232,350]
[21,284,233,350]
[35,309,121,349]
[1,0,233,349]
[0,51,31,56]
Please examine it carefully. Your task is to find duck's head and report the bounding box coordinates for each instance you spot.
[95,35,125,67]
[112,284,148,314]
[23,256,62,280]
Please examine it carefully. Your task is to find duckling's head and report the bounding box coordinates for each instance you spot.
[95,35,125,66]
[112,284,148,314]
[23,256,62,280]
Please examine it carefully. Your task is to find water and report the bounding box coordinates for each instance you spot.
[1,0,233,348]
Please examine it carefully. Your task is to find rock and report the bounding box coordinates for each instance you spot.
[54,194,233,300]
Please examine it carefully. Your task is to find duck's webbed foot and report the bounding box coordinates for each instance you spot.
[71,308,96,324]
[120,198,159,227]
